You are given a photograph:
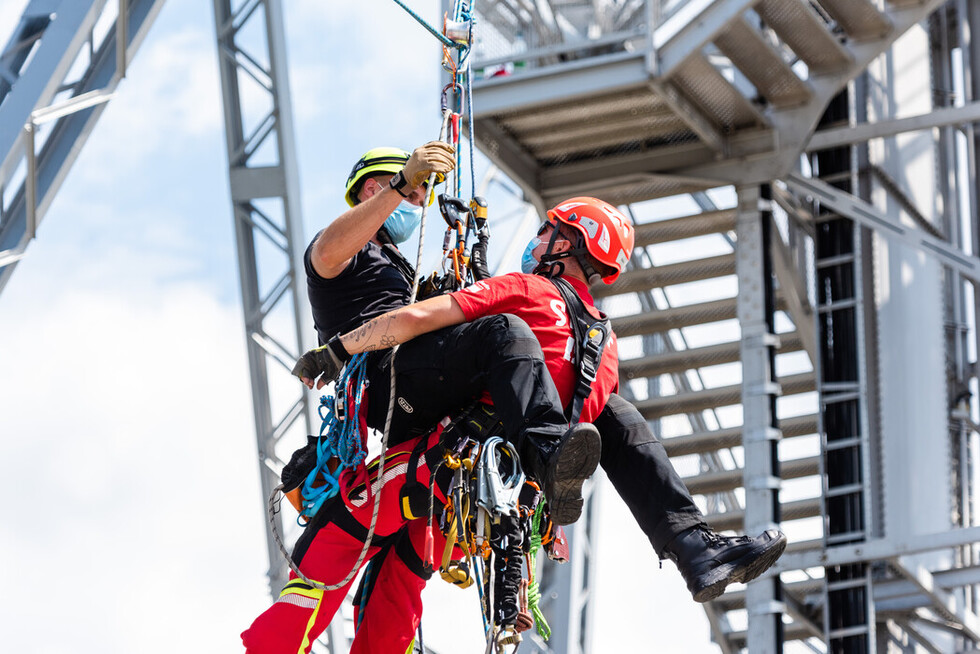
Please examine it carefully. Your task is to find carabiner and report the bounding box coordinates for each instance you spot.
[474,437,525,518]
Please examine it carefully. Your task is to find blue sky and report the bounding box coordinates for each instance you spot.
[0,1,717,652]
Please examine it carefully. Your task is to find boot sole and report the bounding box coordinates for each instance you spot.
[691,532,788,603]
[546,427,601,526]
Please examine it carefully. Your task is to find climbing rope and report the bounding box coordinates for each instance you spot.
[389,0,466,50]
[525,500,551,639]
[296,353,370,523]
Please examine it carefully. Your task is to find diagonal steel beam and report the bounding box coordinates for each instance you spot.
[0,0,103,183]
[894,620,945,654]
[769,224,816,362]
[784,172,980,285]
[890,556,980,642]
[0,0,168,295]
[652,0,759,79]
[806,100,980,152]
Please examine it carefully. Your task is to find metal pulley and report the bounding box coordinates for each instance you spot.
[444,19,472,46]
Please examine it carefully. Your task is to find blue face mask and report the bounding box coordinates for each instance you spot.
[383,201,423,244]
[521,237,541,274]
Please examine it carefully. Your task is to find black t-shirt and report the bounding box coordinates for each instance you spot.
[304,231,414,344]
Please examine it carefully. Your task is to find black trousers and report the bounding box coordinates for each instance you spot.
[362,314,706,554]
[363,313,568,476]
[595,392,706,555]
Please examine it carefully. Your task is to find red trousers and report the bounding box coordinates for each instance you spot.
[242,429,452,654]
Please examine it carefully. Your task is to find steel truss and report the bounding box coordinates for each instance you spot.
[209,0,349,651]
[0,0,167,286]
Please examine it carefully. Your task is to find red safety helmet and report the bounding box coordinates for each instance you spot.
[545,197,634,283]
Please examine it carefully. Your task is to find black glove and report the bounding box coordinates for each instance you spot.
[292,336,350,387]
[282,436,322,491]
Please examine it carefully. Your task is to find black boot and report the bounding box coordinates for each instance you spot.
[664,526,787,603]
[530,423,601,526]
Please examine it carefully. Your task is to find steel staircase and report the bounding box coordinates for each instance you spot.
[465,1,951,651]
[468,0,948,209]
[599,194,821,650]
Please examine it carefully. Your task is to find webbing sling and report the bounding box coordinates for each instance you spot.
[548,277,612,424]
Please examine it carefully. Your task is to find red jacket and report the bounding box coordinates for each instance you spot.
[451,272,619,422]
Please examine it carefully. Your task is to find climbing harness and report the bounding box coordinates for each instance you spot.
[549,276,613,424]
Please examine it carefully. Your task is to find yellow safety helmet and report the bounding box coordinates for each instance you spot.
[344,146,444,207]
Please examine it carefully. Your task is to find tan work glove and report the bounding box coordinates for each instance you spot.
[401,141,456,189]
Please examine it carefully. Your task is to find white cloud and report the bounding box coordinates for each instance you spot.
[0,264,271,652]
[78,25,222,180]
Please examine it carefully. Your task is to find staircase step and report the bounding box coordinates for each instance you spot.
[817,0,892,41]
[713,16,812,108]
[612,297,736,336]
[610,295,791,338]
[519,110,691,161]
[683,455,819,495]
[662,413,818,457]
[756,0,853,75]
[671,53,767,131]
[634,209,735,247]
[886,0,929,7]
[594,253,736,299]
[620,333,804,378]
[728,621,813,647]
[633,372,816,419]
[714,576,823,611]
[495,87,694,165]
[705,496,820,532]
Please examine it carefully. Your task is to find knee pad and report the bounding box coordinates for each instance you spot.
[597,394,659,447]
[475,313,542,358]
[277,579,323,609]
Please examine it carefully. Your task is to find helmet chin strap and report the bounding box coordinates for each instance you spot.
[579,258,603,285]
[534,260,565,278]
[376,226,395,245]
[536,225,602,284]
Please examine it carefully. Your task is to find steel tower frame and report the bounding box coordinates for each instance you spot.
[0,0,167,286]
[209,1,351,650]
[8,1,980,653]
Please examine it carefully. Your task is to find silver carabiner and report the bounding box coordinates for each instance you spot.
[474,436,525,518]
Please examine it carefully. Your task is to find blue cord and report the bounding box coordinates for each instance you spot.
[390,0,464,49]
[473,560,490,635]
[467,63,476,200]
[298,353,370,523]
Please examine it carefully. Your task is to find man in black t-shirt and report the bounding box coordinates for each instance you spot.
[301,142,592,494]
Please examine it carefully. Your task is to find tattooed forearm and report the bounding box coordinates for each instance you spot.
[340,313,403,354]
[349,317,382,344]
